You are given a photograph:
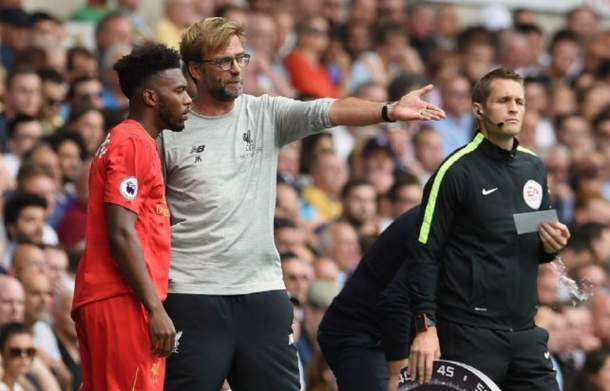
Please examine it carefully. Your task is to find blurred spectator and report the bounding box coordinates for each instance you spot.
[589,290,610,346]
[340,178,379,249]
[65,104,105,155]
[65,47,98,84]
[0,7,33,69]
[567,346,610,391]
[4,115,43,178]
[302,151,347,223]
[412,126,444,184]
[406,2,437,63]
[430,73,473,157]
[456,27,495,84]
[17,162,60,230]
[513,8,537,25]
[312,257,339,284]
[95,12,133,60]
[21,272,71,390]
[346,0,376,29]
[285,16,345,98]
[57,158,91,252]
[555,114,593,163]
[281,251,314,303]
[100,44,132,111]
[115,0,154,44]
[579,84,610,124]
[544,30,581,85]
[298,280,340,373]
[537,264,560,307]
[348,22,423,93]
[565,7,601,44]
[2,193,47,267]
[0,67,42,153]
[544,145,574,223]
[498,31,530,76]
[275,217,315,263]
[0,322,37,391]
[9,243,46,281]
[67,77,104,113]
[360,137,395,195]
[30,11,64,48]
[516,24,547,78]
[43,246,69,295]
[381,174,422,230]
[0,276,24,326]
[52,289,81,391]
[154,0,195,49]
[244,11,294,97]
[70,0,112,24]
[319,221,361,282]
[433,3,459,51]
[38,69,67,135]
[47,131,87,194]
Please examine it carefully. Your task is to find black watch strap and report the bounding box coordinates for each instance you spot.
[382,102,396,123]
[414,313,436,333]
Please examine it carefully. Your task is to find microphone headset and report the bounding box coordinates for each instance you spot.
[477,110,504,128]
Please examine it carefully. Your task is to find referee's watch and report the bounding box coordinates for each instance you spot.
[414,313,436,333]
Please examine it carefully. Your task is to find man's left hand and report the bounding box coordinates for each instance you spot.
[539,221,570,254]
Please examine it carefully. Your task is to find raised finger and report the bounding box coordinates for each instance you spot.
[415,84,434,96]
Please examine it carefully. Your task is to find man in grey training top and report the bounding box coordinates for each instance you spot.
[158,17,445,391]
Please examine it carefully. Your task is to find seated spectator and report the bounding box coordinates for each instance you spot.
[0,322,36,391]
[2,193,47,269]
[340,178,380,250]
[69,0,112,23]
[284,16,344,98]
[302,152,348,223]
[52,289,80,391]
[9,243,46,281]
[57,159,91,251]
[0,276,24,327]
[566,346,610,391]
[4,115,43,178]
[318,221,361,284]
[65,104,105,155]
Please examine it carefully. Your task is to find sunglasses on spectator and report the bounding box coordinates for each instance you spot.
[305,27,329,36]
[287,274,309,282]
[199,54,251,71]
[77,92,103,100]
[46,97,63,106]
[7,347,36,359]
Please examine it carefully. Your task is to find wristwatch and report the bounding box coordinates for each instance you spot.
[382,102,396,122]
[414,313,436,333]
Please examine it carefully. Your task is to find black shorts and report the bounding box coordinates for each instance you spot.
[163,290,300,391]
[438,320,559,391]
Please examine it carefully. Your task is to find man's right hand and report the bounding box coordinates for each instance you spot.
[148,306,177,357]
[408,327,441,384]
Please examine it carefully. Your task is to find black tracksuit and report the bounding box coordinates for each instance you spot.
[407,132,558,390]
[318,206,419,391]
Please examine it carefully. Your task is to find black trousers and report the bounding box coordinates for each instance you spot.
[163,290,300,391]
[438,320,560,391]
[318,330,390,391]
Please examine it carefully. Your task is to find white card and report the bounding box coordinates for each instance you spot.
[513,210,558,234]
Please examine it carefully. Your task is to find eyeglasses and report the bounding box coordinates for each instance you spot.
[46,97,63,106]
[200,54,251,71]
[8,347,37,359]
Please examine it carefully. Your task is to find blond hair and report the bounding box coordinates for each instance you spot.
[180,17,247,66]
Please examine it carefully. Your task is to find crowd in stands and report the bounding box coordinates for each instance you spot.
[0,0,609,390]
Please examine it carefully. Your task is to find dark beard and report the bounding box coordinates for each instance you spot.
[159,97,185,132]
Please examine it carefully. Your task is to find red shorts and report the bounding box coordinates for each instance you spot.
[74,294,165,391]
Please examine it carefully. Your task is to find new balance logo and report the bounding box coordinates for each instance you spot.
[190,145,206,154]
[482,188,498,196]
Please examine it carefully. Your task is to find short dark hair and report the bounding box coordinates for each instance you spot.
[472,67,523,106]
[67,46,95,71]
[549,29,579,53]
[8,115,39,139]
[68,76,101,100]
[45,130,89,161]
[388,174,421,202]
[4,192,47,239]
[38,68,65,84]
[6,66,39,90]
[341,178,375,199]
[113,43,182,99]
[0,322,31,351]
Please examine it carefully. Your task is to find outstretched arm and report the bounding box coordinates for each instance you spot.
[328,84,445,126]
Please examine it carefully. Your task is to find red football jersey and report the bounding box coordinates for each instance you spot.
[73,120,171,312]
